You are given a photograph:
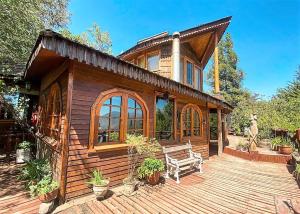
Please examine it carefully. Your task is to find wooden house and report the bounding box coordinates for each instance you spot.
[24,17,233,203]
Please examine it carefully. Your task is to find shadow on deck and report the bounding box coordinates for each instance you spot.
[55,154,300,214]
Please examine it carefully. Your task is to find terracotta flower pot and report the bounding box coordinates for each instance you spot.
[38,188,58,203]
[279,145,293,155]
[146,171,160,185]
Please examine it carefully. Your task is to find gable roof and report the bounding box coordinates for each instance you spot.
[118,16,231,60]
[24,30,233,110]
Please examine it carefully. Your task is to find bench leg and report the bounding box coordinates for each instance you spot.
[175,169,180,184]
[165,166,170,179]
[199,162,203,173]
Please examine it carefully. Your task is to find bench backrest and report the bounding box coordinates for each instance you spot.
[162,144,192,154]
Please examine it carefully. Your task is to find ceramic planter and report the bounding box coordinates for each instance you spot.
[146,171,160,185]
[16,149,31,163]
[279,145,293,155]
[38,188,59,203]
[93,181,109,199]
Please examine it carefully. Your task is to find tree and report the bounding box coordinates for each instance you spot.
[207,33,249,107]
[0,0,70,74]
[59,23,112,54]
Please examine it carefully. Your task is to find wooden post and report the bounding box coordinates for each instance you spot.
[217,108,223,156]
[214,33,220,94]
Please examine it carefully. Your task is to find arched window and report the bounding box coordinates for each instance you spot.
[38,83,62,141]
[90,88,148,147]
[181,104,203,138]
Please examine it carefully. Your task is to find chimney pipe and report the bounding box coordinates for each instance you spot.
[172,32,180,82]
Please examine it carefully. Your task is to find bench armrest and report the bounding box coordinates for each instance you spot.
[166,156,179,165]
[191,151,202,160]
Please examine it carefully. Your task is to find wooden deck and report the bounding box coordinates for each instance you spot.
[56,154,300,214]
[0,162,40,214]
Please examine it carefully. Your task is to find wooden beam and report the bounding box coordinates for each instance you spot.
[59,61,74,204]
[214,34,220,94]
[217,108,222,156]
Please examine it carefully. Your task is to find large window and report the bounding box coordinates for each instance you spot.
[91,89,148,146]
[155,96,174,140]
[186,61,193,85]
[147,52,159,72]
[39,83,62,141]
[181,104,203,138]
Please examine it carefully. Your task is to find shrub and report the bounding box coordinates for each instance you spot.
[17,141,32,150]
[86,169,109,186]
[137,158,164,179]
[19,159,51,183]
[29,175,58,197]
[270,137,282,149]
[294,164,300,180]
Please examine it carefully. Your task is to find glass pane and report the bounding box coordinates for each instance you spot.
[136,120,143,129]
[147,54,159,71]
[135,102,141,109]
[187,62,193,85]
[111,96,121,106]
[137,56,145,68]
[99,117,109,130]
[127,109,135,119]
[136,109,143,119]
[127,119,134,129]
[128,98,135,108]
[195,67,201,90]
[195,68,199,89]
[98,132,108,143]
[109,131,119,141]
[103,98,110,105]
[111,106,121,117]
[110,117,120,130]
[194,129,200,136]
[155,97,174,140]
[100,106,110,117]
[194,111,200,126]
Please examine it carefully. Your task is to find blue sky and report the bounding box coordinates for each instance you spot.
[68,0,300,98]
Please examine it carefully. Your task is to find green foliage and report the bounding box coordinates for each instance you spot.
[294,163,300,180]
[155,100,173,140]
[29,176,58,197]
[17,141,32,150]
[19,159,51,183]
[279,137,292,146]
[124,134,162,181]
[0,0,70,72]
[137,158,164,179]
[270,137,282,149]
[86,169,109,186]
[59,23,112,54]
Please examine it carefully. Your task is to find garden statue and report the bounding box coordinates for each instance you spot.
[249,114,258,152]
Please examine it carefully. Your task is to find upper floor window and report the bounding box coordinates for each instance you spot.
[155,96,174,140]
[90,89,148,146]
[186,61,193,85]
[147,52,159,72]
[137,56,145,68]
[181,104,203,138]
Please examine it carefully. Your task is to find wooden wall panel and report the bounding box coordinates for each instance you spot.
[64,62,210,201]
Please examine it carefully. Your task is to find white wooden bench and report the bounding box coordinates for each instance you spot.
[162,141,203,183]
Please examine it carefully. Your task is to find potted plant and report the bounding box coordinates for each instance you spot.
[16,141,32,163]
[236,141,248,152]
[137,158,164,185]
[123,134,162,194]
[87,169,110,199]
[278,137,293,155]
[270,137,281,151]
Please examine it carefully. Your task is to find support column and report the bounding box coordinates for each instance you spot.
[172,32,180,82]
[214,33,220,94]
[217,108,223,156]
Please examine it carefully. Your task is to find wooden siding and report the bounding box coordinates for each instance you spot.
[64,62,210,200]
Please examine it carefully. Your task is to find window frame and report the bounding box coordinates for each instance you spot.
[180,104,204,140]
[89,88,149,151]
[146,51,160,72]
[194,65,202,91]
[137,55,146,68]
[186,60,194,86]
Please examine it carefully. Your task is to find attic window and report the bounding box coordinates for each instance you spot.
[147,52,159,72]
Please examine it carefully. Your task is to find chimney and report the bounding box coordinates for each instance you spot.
[172,32,180,82]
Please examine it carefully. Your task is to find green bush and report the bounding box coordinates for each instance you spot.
[29,175,58,197]
[294,164,300,180]
[270,137,282,149]
[137,158,164,179]
[86,169,109,186]
[17,141,32,150]
[19,159,51,185]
